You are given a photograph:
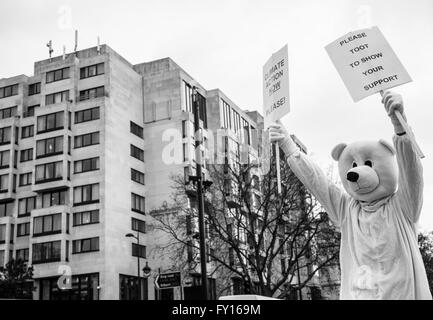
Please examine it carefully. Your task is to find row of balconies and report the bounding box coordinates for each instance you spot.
[0,83,107,120]
[0,97,106,200]
[1,195,103,271]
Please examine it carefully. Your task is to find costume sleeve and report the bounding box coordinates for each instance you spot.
[394,134,424,223]
[286,151,349,227]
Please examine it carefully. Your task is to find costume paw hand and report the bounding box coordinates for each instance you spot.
[381,90,407,134]
[382,90,406,116]
[268,120,289,144]
[268,120,298,156]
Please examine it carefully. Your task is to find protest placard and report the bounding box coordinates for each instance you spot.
[326,26,424,158]
[263,45,290,193]
[263,44,290,129]
[325,26,412,102]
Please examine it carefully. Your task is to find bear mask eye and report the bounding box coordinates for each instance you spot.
[352,162,357,168]
[364,160,373,167]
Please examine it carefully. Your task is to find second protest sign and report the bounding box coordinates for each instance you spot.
[325,26,412,102]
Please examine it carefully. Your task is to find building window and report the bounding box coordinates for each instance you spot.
[181,82,207,126]
[66,240,69,261]
[21,125,34,139]
[0,224,5,244]
[36,136,63,158]
[80,63,104,79]
[20,148,33,162]
[242,118,250,145]
[74,157,99,174]
[18,197,36,217]
[16,248,29,262]
[10,224,14,243]
[74,132,99,149]
[75,107,100,124]
[46,67,70,83]
[67,159,70,180]
[132,243,146,258]
[0,150,10,169]
[183,143,187,162]
[73,183,99,206]
[24,104,39,118]
[0,174,9,192]
[0,106,17,120]
[130,121,143,139]
[131,168,144,185]
[181,81,193,112]
[79,86,105,101]
[39,273,99,300]
[33,213,62,236]
[131,193,145,214]
[119,274,148,300]
[19,172,32,187]
[28,82,41,96]
[182,120,187,138]
[14,127,18,145]
[72,237,99,254]
[0,201,14,217]
[130,145,144,162]
[0,84,19,99]
[32,241,61,264]
[131,218,146,233]
[221,99,231,129]
[17,223,30,237]
[73,210,99,226]
[35,161,63,183]
[197,93,207,129]
[13,150,17,168]
[42,190,67,208]
[37,111,64,133]
[0,127,11,145]
[45,90,70,105]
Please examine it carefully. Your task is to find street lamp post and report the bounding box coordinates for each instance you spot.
[142,261,151,300]
[142,262,151,278]
[192,86,209,300]
[126,232,141,300]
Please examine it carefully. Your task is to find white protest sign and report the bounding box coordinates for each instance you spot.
[263,44,290,128]
[263,45,290,194]
[325,26,412,102]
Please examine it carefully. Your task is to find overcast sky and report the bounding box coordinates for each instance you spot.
[1,0,432,230]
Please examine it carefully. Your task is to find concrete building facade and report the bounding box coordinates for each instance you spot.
[0,44,264,300]
[0,45,147,300]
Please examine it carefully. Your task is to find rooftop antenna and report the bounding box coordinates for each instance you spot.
[97,36,101,54]
[74,30,78,53]
[46,40,53,59]
[62,45,66,60]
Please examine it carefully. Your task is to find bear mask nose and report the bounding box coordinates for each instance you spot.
[347,171,359,182]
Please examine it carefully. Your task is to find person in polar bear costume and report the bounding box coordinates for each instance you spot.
[269,91,432,300]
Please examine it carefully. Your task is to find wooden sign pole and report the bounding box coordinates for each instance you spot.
[380,90,425,158]
[275,142,282,194]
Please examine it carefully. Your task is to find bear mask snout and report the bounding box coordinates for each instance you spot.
[347,172,359,182]
[345,166,380,195]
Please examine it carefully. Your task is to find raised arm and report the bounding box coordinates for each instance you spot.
[382,91,424,223]
[269,121,349,227]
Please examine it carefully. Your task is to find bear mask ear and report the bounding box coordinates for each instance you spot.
[331,143,347,161]
[379,139,396,155]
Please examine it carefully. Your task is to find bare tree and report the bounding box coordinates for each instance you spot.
[418,231,433,293]
[151,147,340,299]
